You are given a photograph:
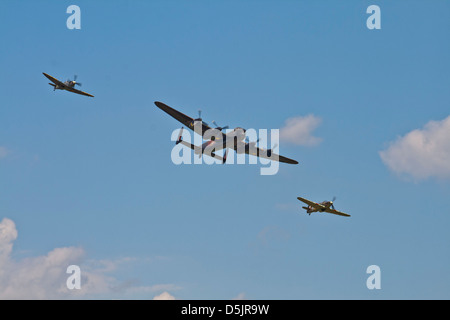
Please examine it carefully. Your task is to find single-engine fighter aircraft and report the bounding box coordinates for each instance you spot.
[297,196,350,217]
[154,101,298,165]
[43,73,94,97]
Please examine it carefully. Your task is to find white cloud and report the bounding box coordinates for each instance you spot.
[232,292,246,300]
[0,218,17,263]
[0,147,9,159]
[0,218,179,299]
[279,115,322,146]
[380,116,450,180]
[0,217,104,299]
[126,284,180,297]
[153,291,176,300]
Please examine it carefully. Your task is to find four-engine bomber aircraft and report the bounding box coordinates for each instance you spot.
[43,73,94,97]
[297,196,350,217]
[155,101,298,165]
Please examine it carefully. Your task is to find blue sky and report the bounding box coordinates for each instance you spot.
[1,0,450,299]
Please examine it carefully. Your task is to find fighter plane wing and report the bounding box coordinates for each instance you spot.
[297,197,325,210]
[155,101,221,138]
[65,86,95,97]
[324,208,351,217]
[43,72,94,97]
[245,145,299,164]
[43,72,64,86]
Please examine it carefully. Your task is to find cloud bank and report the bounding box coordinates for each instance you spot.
[0,218,178,299]
[280,115,322,146]
[380,116,450,180]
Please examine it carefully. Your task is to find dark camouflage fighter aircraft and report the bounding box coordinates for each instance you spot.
[43,73,94,97]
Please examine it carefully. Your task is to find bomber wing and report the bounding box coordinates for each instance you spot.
[247,145,298,164]
[154,101,221,138]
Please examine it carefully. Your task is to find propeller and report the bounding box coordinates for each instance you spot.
[70,75,82,86]
[330,196,337,210]
[194,110,202,122]
[212,120,229,131]
[193,109,204,121]
[193,109,208,126]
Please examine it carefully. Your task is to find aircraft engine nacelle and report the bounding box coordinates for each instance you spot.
[232,127,246,142]
[265,143,278,158]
